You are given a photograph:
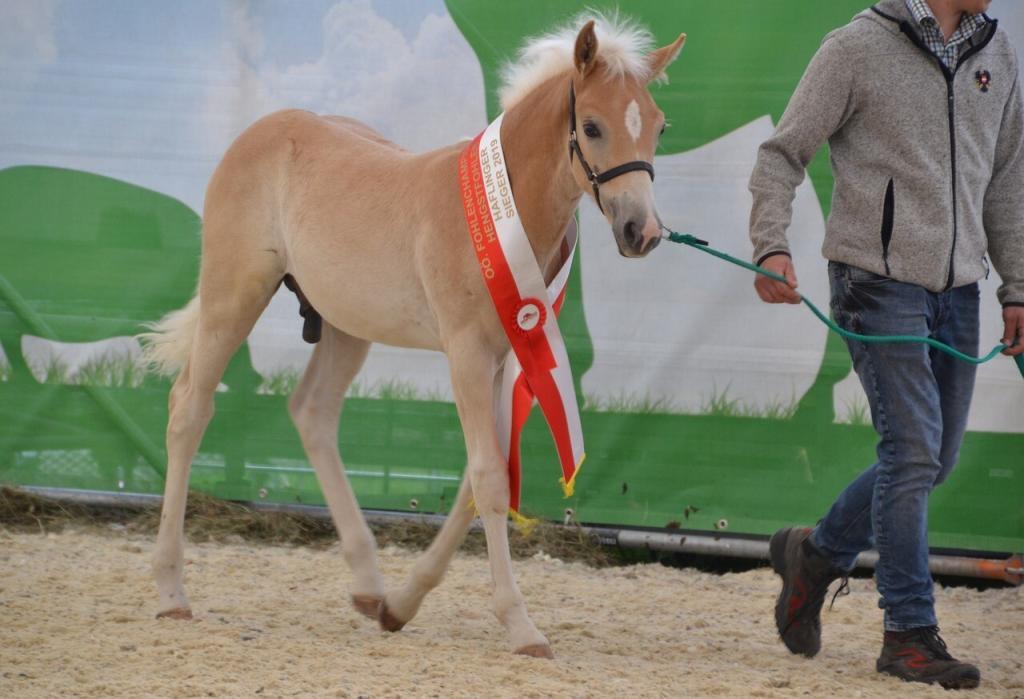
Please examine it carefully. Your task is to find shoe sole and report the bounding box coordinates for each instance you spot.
[878,664,981,690]
[768,528,794,643]
[942,676,981,690]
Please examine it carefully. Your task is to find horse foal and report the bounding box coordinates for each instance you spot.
[142,14,685,657]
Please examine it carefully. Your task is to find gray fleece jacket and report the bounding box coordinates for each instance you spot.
[749,0,1024,306]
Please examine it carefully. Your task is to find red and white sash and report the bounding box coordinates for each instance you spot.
[458,113,586,514]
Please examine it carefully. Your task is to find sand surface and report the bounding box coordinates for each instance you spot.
[1,527,1021,698]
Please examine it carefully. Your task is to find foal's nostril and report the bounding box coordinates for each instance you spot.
[623,221,641,250]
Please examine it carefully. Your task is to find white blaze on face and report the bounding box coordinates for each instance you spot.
[625,100,642,142]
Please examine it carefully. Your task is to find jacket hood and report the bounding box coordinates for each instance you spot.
[859,0,913,33]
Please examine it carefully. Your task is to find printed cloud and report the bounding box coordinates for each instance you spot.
[206,0,486,155]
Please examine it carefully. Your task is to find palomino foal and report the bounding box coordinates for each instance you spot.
[143,16,685,657]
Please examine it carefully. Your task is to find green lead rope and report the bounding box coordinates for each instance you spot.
[660,227,1024,379]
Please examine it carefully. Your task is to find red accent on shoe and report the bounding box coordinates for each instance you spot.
[788,575,808,622]
[896,648,932,670]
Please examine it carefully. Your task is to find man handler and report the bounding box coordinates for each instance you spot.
[748,0,1023,689]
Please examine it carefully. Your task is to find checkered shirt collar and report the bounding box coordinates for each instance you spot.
[904,0,988,67]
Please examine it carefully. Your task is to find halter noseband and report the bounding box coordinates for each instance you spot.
[568,82,655,214]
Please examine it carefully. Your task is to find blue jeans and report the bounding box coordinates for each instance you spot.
[812,262,979,631]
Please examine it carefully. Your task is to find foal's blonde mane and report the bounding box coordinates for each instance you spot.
[498,11,657,111]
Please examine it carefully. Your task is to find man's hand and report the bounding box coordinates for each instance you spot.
[1002,306,1024,356]
[754,254,801,304]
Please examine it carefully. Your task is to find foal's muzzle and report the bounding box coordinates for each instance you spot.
[613,204,663,258]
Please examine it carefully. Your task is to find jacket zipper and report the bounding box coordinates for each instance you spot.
[944,77,957,290]
[873,7,997,290]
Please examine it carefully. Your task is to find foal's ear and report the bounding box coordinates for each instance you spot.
[646,33,686,84]
[574,20,599,78]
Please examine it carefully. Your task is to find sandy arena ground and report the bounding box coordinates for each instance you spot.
[1,527,1021,698]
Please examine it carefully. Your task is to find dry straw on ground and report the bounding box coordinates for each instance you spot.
[0,486,618,564]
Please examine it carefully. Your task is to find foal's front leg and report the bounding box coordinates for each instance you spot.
[377,468,476,630]
[448,345,552,657]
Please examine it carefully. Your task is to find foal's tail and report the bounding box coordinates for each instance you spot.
[138,294,201,377]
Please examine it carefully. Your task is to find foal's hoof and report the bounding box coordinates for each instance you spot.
[156,607,194,620]
[515,643,554,659]
[351,595,383,619]
[377,602,407,632]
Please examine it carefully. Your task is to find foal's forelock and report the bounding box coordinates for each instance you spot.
[498,13,656,112]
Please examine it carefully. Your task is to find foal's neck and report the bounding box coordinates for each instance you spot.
[500,74,582,275]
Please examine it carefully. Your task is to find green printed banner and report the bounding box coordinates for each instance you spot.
[1,1,1021,553]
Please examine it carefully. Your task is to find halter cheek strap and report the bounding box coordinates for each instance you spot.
[568,82,655,214]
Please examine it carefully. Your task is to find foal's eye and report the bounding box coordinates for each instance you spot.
[583,121,601,139]
[659,123,667,136]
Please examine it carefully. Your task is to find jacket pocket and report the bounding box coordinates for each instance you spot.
[880,178,894,276]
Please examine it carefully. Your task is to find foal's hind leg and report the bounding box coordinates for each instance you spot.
[288,325,384,617]
[152,262,281,618]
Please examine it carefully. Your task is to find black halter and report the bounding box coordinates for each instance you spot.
[568,82,655,214]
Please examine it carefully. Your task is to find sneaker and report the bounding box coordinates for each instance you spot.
[877,626,981,690]
[768,527,846,657]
